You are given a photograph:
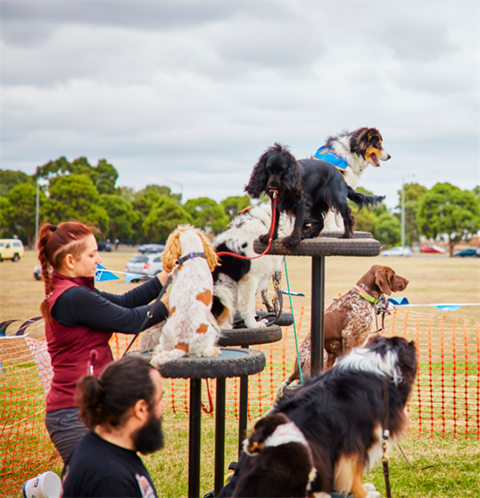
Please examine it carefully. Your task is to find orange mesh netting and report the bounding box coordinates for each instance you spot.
[1,307,479,495]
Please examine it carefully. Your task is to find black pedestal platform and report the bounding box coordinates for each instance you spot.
[218,325,283,464]
[254,233,380,374]
[153,348,265,498]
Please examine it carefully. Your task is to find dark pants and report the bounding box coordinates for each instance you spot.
[45,408,88,463]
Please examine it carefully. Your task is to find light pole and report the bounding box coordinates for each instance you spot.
[401,174,415,250]
[35,178,47,247]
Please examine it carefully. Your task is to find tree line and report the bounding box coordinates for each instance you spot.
[1,157,479,256]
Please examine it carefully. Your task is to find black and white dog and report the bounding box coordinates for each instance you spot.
[315,127,391,232]
[211,204,293,328]
[219,336,417,498]
[245,144,384,247]
[228,413,317,498]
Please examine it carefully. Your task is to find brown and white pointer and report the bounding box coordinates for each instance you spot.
[275,265,409,397]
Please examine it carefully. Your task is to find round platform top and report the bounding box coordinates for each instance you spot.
[219,325,282,347]
[133,348,266,379]
[253,233,380,257]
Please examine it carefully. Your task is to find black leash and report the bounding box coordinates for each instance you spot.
[397,442,437,471]
[382,380,392,498]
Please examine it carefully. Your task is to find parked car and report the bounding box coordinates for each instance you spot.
[454,248,480,257]
[138,244,165,254]
[0,239,24,262]
[125,253,164,280]
[380,246,413,257]
[97,241,113,252]
[420,245,446,254]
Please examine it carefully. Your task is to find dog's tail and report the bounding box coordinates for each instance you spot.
[347,187,385,209]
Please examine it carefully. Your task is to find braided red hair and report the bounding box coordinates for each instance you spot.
[37,221,93,321]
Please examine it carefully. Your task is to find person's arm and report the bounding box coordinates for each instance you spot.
[98,274,167,308]
[52,286,168,334]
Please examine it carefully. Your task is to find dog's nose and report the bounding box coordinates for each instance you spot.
[386,153,391,160]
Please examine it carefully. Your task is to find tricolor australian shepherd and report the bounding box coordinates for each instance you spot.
[219,336,417,498]
[316,127,391,232]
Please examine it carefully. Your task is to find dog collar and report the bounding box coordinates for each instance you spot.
[354,285,378,304]
[175,252,207,267]
[313,146,349,172]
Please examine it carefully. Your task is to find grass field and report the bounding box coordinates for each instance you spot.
[1,248,480,497]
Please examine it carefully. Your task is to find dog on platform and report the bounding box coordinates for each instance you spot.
[244,143,384,247]
[220,336,418,498]
[150,225,221,366]
[313,127,391,232]
[275,266,408,398]
[211,204,294,329]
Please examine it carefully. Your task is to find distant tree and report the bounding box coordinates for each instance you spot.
[353,209,376,234]
[4,182,47,247]
[221,195,251,220]
[184,197,229,234]
[143,196,192,243]
[0,169,35,196]
[374,212,401,248]
[116,186,136,202]
[48,174,109,234]
[418,183,480,257]
[473,186,480,202]
[0,197,12,237]
[36,156,119,194]
[99,194,139,248]
[135,185,181,204]
[399,183,429,203]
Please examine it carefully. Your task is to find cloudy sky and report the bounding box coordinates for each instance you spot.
[2,1,478,208]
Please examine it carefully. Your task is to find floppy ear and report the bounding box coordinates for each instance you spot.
[161,230,182,273]
[398,340,418,382]
[245,155,269,198]
[196,229,219,272]
[281,156,303,203]
[375,268,392,296]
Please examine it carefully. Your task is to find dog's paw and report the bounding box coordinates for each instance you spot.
[258,233,271,244]
[248,318,267,328]
[282,235,302,248]
[365,491,381,498]
[363,483,376,492]
[364,484,380,498]
[311,493,331,498]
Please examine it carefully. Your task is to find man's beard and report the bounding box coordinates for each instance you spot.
[133,412,164,455]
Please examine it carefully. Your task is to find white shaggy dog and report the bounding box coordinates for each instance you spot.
[317,127,391,232]
[211,204,294,329]
[150,225,221,366]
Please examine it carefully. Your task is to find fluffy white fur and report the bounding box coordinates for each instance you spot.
[323,132,391,232]
[150,230,220,366]
[335,346,403,386]
[213,204,294,328]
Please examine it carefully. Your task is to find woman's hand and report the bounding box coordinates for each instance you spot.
[157,271,169,287]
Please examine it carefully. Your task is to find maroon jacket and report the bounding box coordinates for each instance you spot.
[45,273,114,412]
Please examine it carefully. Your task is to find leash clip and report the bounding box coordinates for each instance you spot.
[87,349,98,376]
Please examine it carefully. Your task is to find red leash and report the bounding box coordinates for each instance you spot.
[201,379,214,414]
[216,191,278,261]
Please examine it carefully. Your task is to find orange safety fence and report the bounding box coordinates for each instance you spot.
[1,306,479,495]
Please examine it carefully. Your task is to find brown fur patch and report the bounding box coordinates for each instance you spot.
[168,306,176,318]
[175,342,189,353]
[334,453,366,498]
[196,289,212,306]
[196,323,209,334]
[239,205,255,215]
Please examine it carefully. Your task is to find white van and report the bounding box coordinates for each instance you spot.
[0,239,25,262]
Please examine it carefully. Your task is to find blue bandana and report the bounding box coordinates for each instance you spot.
[313,146,349,172]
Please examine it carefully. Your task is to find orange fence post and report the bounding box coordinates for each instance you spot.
[428,315,434,437]
[415,313,422,436]
[452,317,457,439]
[441,316,446,437]
[464,320,469,439]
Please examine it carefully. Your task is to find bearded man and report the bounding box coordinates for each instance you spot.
[62,356,164,498]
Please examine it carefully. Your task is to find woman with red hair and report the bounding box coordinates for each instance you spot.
[37,221,169,463]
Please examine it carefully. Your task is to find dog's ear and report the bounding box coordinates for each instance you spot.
[196,229,219,272]
[161,229,182,273]
[397,339,418,383]
[244,413,289,455]
[245,155,270,198]
[375,267,392,296]
[281,156,303,203]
